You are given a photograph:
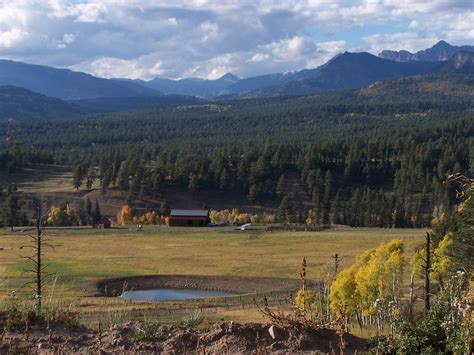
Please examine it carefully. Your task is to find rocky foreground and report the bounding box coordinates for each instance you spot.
[0,318,368,354]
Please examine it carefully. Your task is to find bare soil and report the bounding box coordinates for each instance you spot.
[0,316,368,354]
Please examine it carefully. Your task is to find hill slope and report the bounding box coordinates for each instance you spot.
[0,60,161,100]
[71,95,203,114]
[0,85,204,120]
[432,51,474,75]
[0,86,82,120]
[142,73,239,98]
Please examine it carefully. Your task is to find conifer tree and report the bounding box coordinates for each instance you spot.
[276,173,286,199]
[86,197,92,225]
[84,166,95,191]
[72,165,84,190]
[249,183,258,203]
[277,195,292,223]
[93,200,101,225]
[322,170,333,227]
[2,185,21,231]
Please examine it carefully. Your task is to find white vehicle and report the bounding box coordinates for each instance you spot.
[240,223,251,230]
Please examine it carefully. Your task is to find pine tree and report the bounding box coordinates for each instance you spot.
[85,166,96,191]
[312,169,324,226]
[219,168,229,191]
[86,197,92,225]
[93,200,101,225]
[159,200,170,216]
[2,185,21,231]
[322,170,333,227]
[116,161,129,190]
[72,165,83,190]
[276,173,286,199]
[277,195,292,223]
[249,183,258,203]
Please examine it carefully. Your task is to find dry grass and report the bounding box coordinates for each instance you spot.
[0,225,424,321]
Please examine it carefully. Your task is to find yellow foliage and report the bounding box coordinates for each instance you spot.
[410,243,425,277]
[144,211,157,225]
[294,287,316,311]
[47,204,77,226]
[250,214,261,223]
[209,209,252,225]
[330,266,359,319]
[264,214,275,224]
[432,232,454,285]
[117,204,134,225]
[305,209,315,225]
[330,239,405,319]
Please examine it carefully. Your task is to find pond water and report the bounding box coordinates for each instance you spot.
[120,288,234,301]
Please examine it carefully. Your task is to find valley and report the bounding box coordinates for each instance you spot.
[0,36,473,353]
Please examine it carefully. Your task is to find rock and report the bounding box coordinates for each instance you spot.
[268,325,281,340]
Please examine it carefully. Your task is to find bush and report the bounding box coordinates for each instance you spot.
[371,272,472,353]
[133,321,166,342]
[3,293,35,333]
[182,310,204,328]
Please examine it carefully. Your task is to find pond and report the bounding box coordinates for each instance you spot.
[120,288,235,301]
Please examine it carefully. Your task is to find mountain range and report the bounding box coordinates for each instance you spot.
[0,59,162,100]
[0,40,473,120]
[138,40,474,98]
[378,40,474,62]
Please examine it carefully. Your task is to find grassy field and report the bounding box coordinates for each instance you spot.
[0,225,425,326]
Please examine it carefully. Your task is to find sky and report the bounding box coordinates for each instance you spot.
[0,0,472,80]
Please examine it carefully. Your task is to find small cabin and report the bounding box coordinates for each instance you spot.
[169,209,210,227]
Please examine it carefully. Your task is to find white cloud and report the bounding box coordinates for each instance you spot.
[74,3,107,23]
[249,53,269,63]
[71,56,164,79]
[362,32,439,54]
[408,20,418,29]
[0,29,29,48]
[0,0,471,79]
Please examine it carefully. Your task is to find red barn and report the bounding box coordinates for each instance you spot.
[169,209,210,227]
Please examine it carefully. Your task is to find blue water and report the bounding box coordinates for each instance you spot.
[120,288,234,301]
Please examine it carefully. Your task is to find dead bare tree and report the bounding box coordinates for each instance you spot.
[447,173,474,197]
[332,253,340,276]
[22,199,55,313]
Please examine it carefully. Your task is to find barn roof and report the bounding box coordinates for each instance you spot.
[170,209,209,217]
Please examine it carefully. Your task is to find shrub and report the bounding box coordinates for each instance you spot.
[3,293,35,333]
[133,321,166,342]
[182,310,204,328]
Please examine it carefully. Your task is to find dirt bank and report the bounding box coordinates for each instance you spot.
[0,318,368,354]
[96,275,302,297]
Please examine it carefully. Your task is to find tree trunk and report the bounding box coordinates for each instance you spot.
[424,232,431,313]
[409,272,415,321]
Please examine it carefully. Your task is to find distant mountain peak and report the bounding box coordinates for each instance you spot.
[219,72,239,82]
[433,40,451,48]
[378,40,474,62]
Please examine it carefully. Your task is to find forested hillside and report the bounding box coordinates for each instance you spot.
[0,86,82,120]
[1,75,473,228]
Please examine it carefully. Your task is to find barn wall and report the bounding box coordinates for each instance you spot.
[169,218,208,227]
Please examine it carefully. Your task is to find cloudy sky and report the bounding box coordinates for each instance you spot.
[0,0,472,80]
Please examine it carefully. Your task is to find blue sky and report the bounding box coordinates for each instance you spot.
[0,0,472,80]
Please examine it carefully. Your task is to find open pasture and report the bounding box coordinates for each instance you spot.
[0,225,425,324]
